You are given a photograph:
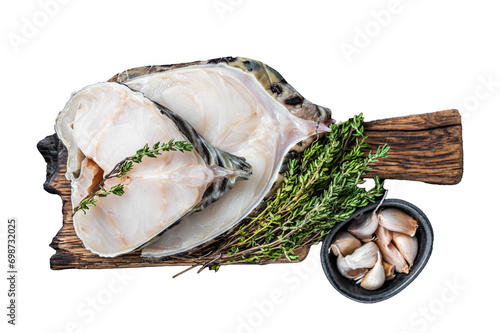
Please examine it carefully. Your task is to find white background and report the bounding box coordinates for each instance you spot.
[1,1,499,332]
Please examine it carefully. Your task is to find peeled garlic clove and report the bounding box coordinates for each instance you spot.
[334,245,368,279]
[331,231,362,256]
[375,224,393,246]
[345,242,379,269]
[375,238,409,274]
[360,252,385,290]
[348,212,379,241]
[393,233,418,268]
[382,260,396,280]
[378,208,418,237]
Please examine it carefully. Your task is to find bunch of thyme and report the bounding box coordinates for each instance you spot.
[74,139,193,215]
[178,113,389,274]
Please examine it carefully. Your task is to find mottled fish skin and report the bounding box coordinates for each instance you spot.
[107,57,333,257]
[56,82,251,257]
[154,101,252,213]
[109,56,332,124]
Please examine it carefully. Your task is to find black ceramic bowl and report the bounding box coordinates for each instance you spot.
[320,198,434,303]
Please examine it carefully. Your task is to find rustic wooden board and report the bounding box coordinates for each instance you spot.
[38,109,462,270]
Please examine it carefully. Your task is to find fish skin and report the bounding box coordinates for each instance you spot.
[109,56,332,124]
[154,101,252,213]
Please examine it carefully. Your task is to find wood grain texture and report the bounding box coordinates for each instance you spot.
[39,110,463,270]
[363,109,463,185]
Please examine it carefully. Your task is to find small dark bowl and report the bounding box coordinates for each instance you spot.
[320,198,434,303]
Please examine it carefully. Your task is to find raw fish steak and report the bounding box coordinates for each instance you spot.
[109,57,333,257]
[55,82,251,257]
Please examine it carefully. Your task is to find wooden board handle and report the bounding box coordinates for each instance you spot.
[362,109,463,185]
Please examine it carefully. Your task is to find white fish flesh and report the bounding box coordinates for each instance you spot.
[55,82,251,257]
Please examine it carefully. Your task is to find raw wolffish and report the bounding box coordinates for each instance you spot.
[110,57,333,257]
[55,82,251,257]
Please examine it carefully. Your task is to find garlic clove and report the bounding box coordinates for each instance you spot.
[375,238,409,274]
[360,252,385,290]
[378,208,418,237]
[331,231,362,256]
[393,233,418,268]
[382,260,396,280]
[345,242,379,269]
[375,224,393,246]
[334,245,368,279]
[348,212,379,241]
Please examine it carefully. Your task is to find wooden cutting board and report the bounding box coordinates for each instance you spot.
[38,109,463,270]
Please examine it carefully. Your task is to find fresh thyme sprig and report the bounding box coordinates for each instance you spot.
[76,184,125,213]
[172,113,390,275]
[73,139,193,215]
